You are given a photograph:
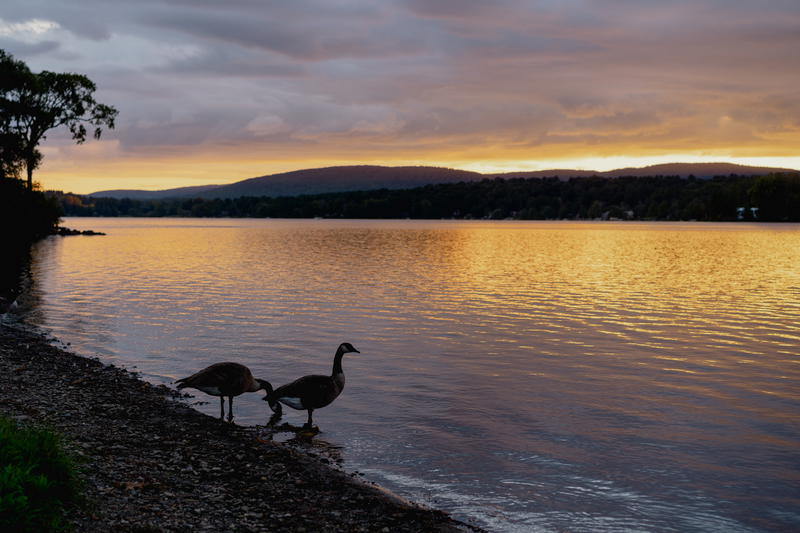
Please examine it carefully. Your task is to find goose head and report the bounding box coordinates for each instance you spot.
[256,379,273,395]
[339,343,360,355]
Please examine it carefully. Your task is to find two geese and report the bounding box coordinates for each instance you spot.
[175,343,360,428]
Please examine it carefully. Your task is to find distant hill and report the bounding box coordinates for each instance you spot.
[88,163,797,199]
[196,166,482,199]
[599,162,795,178]
[494,162,796,179]
[89,166,482,200]
[88,184,224,200]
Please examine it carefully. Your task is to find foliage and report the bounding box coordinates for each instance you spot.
[57,173,800,222]
[0,48,118,188]
[0,178,62,248]
[0,416,83,532]
[0,50,30,179]
[747,173,800,221]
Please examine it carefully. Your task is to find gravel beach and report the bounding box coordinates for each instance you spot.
[0,324,478,532]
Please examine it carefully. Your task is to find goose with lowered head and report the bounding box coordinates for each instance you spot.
[176,362,272,422]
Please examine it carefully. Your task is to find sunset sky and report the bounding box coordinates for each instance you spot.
[2,0,799,194]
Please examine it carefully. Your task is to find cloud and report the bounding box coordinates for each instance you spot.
[141,2,421,61]
[0,37,59,56]
[157,47,307,78]
[0,17,59,36]
[401,0,510,19]
[1,0,798,191]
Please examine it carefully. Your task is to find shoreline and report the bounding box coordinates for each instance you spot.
[0,323,477,532]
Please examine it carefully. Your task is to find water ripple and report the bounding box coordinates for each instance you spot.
[23,219,800,533]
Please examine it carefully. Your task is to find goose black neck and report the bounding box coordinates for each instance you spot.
[331,346,345,376]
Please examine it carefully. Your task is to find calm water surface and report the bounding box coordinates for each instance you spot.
[22,218,800,532]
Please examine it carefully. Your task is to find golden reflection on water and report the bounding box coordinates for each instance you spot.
[26,219,800,532]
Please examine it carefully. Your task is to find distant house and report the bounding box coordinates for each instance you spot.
[736,207,759,220]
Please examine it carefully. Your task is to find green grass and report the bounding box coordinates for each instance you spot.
[0,416,83,532]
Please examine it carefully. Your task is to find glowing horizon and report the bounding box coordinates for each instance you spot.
[39,149,800,194]
[3,1,798,194]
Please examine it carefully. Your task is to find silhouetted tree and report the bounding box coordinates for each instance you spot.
[0,49,118,189]
[0,50,29,179]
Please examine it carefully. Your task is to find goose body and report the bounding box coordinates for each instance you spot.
[176,362,272,422]
[265,343,359,428]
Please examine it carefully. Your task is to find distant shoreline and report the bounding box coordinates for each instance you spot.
[57,215,797,222]
[53,173,800,222]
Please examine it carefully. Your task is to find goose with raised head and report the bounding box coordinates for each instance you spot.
[265,342,360,429]
[175,362,272,422]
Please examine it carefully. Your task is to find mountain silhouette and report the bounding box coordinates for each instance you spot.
[88,162,796,199]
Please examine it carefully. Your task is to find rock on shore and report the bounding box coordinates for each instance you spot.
[53,227,106,236]
[0,325,476,532]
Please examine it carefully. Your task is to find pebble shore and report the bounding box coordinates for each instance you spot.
[0,325,478,532]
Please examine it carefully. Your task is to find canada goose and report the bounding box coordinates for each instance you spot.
[265,342,360,428]
[175,362,272,422]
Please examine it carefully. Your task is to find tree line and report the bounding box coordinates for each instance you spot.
[57,173,799,222]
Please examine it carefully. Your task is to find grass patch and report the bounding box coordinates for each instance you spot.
[0,416,83,532]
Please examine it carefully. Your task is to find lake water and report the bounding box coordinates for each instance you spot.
[20,218,800,532]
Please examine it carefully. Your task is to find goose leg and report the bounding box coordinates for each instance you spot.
[305,409,314,429]
[219,397,225,420]
[267,401,282,426]
[227,396,234,423]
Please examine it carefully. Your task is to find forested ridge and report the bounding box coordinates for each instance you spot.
[56,173,799,222]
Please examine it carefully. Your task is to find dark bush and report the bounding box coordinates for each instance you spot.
[0,416,83,532]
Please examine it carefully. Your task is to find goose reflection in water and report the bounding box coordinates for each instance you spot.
[257,423,344,465]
